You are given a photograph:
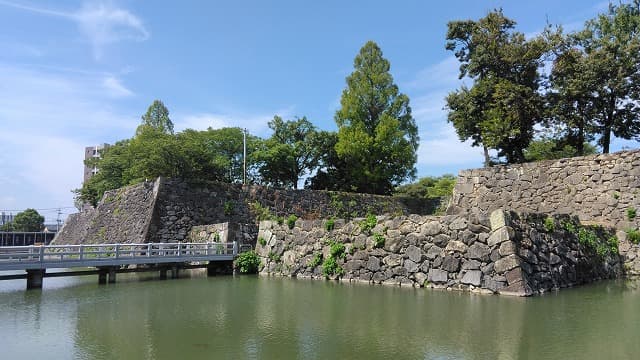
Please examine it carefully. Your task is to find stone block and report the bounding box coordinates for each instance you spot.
[406,245,423,263]
[366,256,381,271]
[404,260,419,273]
[441,255,460,272]
[383,254,403,267]
[461,270,482,287]
[494,254,521,274]
[426,245,442,260]
[445,240,468,253]
[468,243,491,262]
[344,260,364,272]
[428,269,448,283]
[490,209,509,231]
[499,241,517,256]
[414,272,428,287]
[488,226,515,247]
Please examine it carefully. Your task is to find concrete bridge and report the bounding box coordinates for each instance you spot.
[0,242,244,289]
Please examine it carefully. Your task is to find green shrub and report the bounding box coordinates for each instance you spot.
[287,214,298,229]
[561,219,577,234]
[359,213,377,234]
[224,201,234,216]
[372,232,385,249]
[268,252,281,262]
[627,229,640,244]
[613,192,620,200]
[250,201,273,221]
[308,253,323,268]
[325,218,335,231]
[235,251,260,274]
[329,241,346,259]
[627,207,637,220]
[276,216,284,225]
[258,237,267,246]
[543,217,555,232]
[322,257,344,277]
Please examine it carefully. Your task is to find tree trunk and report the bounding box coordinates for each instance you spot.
[483,146,491,167]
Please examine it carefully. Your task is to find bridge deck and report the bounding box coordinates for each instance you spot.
[0,242,237,271]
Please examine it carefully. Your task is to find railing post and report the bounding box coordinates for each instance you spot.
[207,242,211,256]
[79,244,84,260]
[147,243,152,257]
[177,243,182,257]
[233,241,238,256]
[115,244,120,259]
[39,245,44,263]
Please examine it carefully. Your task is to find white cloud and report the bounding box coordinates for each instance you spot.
[405,56,461,91]
[102,76,134,97]
[0,1,149,59]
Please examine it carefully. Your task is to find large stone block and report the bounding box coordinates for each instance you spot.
[441,255,460,272]
[445,240,468,253]
[461,270,482,286]
[494,254,521,274]
[406,245,423,263]
[428,269,448,283]
[489,209,509,231]
[468,243,491,262]
[488,226,515,247]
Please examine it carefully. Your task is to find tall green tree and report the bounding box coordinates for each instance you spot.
[139,99,174,135]
[256,116,322,189]
[551,1,640,153]
[333,41,419,195]
[446,10,547,164]
[1,209,44,232]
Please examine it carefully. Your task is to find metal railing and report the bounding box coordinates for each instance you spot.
[0,242,238,271]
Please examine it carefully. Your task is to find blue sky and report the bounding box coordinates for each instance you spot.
[1,0,638,222]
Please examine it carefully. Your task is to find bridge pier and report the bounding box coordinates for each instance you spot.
[26,269,45,289]
[98,269,107,284]
[108,268,117,283]
[159,268,168,280]
[170,265,179,279]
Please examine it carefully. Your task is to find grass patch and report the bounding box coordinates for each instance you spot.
[235,251,260,274]
[287,214,298,229]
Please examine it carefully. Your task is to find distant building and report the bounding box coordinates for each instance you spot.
[0,212,14,227]
[83,144,109,183]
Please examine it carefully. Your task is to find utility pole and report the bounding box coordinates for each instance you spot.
[56,208,62,231]
[243,128,247,185]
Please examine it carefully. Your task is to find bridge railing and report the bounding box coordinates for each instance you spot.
[0,242,237,264]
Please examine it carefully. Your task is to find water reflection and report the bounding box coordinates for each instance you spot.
[1,273,639,359]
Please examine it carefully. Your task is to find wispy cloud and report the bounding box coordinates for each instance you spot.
[0,0,149,59]
[174,107,295,136]
[407,56,484,174]
[102,75,134,97]
[0,62,139,211]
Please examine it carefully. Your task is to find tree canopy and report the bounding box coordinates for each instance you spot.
[331,41,419,194]
[446,10,547,165]
[139,99,174,135]
[255,116,323,189]
[0,209,44,232]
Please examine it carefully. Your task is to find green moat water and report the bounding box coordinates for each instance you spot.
[0,272,639,359]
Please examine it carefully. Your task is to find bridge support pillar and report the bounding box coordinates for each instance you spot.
[26,269,45,290]
[108,268,117,284]
[98,270,107,285]
[171,265,179,279]
[159,268,168,280]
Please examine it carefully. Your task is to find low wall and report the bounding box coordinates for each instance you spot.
[450,150,640,230]
[257,209,631,296]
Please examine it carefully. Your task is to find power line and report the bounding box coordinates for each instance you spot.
[0,206,76,212]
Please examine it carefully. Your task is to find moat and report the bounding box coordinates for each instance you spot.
[1,272,638,359]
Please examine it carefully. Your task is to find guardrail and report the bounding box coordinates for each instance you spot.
[0,242,239,271]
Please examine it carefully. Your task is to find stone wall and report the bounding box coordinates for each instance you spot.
[56,177,430,245]
[450,150,640,230]
[256,209,626,296]
[146,178,429,244]
[187,222,258,247]
[54,180,159,244]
